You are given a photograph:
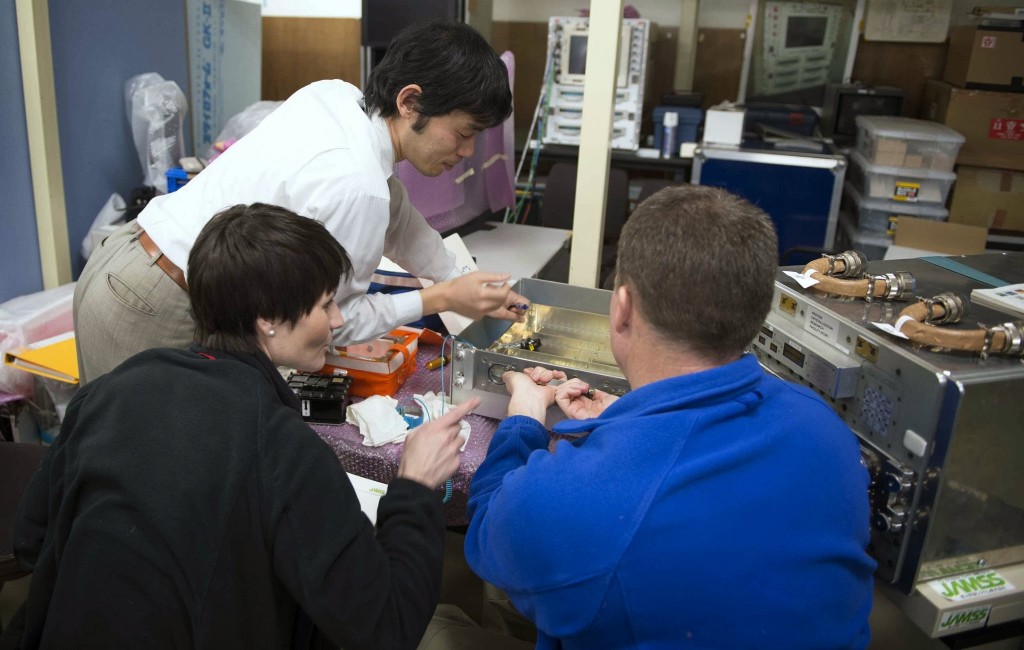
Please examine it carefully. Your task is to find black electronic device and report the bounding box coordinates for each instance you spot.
[360,0,463,74]
[287,372,353,424]
[821,83,906,144]
[360,0,461,47]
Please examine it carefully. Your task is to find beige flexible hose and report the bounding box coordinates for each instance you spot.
[797,252,1024,357]
[893,294,1024,357]
[800,251,914,301]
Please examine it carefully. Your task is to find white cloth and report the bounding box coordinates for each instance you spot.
[412,392,471,451]
[137,80,461,345]
[346,396,410,447]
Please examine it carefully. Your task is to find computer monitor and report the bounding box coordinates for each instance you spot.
[821,83,906,143]
[752,1,844,97]
[558,20,632,88]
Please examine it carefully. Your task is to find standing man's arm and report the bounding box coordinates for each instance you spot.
[383,177,530,323]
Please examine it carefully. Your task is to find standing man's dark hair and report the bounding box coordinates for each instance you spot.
[188,203,351,354]
[363,19,513,132]
[615,185,778,362]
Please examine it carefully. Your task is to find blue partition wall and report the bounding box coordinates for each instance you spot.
[0,1,189,303]
[49,0,190,277]
[0,0,42,302]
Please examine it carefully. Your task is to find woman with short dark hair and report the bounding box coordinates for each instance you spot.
[3,203,477,649]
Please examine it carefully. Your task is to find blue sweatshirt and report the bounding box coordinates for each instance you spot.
[466,354,875,649]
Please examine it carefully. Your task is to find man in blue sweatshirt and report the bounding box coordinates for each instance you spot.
[465,185,876,649]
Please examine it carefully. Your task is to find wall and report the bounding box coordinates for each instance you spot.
[260,1,696,141]
[1,1,191,302]
[1,0,42,302]
[261,0,359,17]
[48,1,190,277]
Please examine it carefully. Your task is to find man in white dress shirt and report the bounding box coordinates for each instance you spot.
[74,20,526,384]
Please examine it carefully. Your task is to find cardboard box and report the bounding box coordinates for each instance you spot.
[949,165,1024,232]
[893,216,988,255]
[944,25,1024,91]
[923,80,1024,171]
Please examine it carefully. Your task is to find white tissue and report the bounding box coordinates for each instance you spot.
[414,392,471,451]
[346,396,409,447]
[345,393,472,450]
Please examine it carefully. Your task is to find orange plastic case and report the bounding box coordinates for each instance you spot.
[321,327,420,398]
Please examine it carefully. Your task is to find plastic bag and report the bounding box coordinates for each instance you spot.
[205,100,282,162]
[81,193,126,261]
[125,72,188,193]
[0,283,76,397]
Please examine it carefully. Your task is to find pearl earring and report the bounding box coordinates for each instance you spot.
[268,329,276,337]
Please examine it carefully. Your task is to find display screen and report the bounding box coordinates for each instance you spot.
[835,94,905,136]
[567,34,588,75]
[782,342,806,368]
[785,16,828,48]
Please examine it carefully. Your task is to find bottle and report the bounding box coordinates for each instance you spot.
[661,111,678,159]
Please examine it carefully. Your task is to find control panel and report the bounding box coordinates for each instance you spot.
[542,17,651,151]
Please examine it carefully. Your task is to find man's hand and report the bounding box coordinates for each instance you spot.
[397,397,480,489]
[554,378,617,420]
[521,366,566,385]
[421,272,513,321]
[487,288,530,322]
[502,370,557,422]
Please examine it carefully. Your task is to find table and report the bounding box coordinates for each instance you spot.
[312,223,571,525]
[310,343,498,526]
[461,222,571,282]
[529,143,693,181]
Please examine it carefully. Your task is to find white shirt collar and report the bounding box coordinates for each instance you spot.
[367,112,396,180]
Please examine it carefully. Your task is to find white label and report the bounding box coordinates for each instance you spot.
[871,322,910,339]
[935,605,991,635]
[927,571,1014,603]
[301,400,311,417]
[981,35,997,49]
[805,309,841,348]
[783,270,820,288]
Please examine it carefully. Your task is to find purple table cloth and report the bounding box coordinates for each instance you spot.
[310,342,498,526]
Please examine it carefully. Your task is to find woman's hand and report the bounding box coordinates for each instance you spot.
[397,397,480,489]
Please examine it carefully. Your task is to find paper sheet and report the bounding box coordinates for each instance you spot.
[381,233,479,335]
[346,472,388,524]
[864,0,952,43]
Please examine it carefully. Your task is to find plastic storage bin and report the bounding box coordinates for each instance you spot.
[848,150,957,204]
[835,211,892,261]
[855,115,964,172]
[843,182,948,235]
[652,106,702,151]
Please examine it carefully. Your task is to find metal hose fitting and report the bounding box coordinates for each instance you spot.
[823,250,867,278]
[926,293,966,325]
[884,272,916,300]
[989,321,1024,356]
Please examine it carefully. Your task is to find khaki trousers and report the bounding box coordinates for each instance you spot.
[73,221,193,384]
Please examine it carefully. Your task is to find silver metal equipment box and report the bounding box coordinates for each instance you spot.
[449,278,630,424]
[754,252,1024,638]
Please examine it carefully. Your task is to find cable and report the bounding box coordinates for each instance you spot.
[506,30,559,224]
[439,335,461,504]
[400,390,453,503]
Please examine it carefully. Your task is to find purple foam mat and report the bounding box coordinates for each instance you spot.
[310,342,498,526]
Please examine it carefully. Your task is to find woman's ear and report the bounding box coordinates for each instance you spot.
[256,317,276,340]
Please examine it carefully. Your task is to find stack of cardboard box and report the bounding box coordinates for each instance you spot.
[923,13,1024,236]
